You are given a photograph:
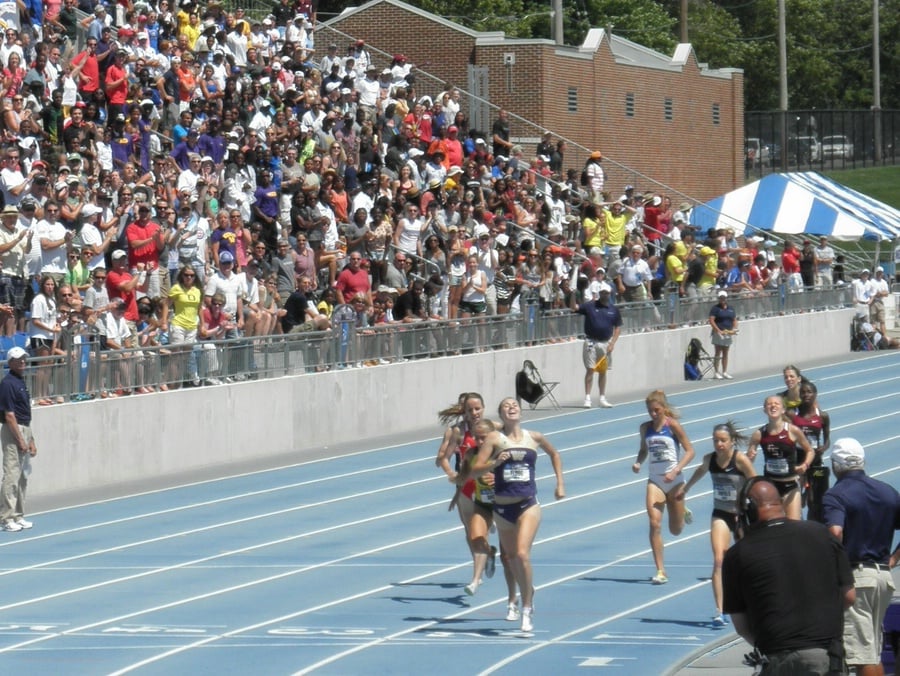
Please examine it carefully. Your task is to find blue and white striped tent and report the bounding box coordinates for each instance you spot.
[690,172,900,241]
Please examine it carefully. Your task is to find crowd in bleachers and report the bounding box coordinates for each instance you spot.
[0,1,864,400]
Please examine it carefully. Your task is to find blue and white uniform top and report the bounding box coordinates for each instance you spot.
[492,430,540,501]
[646,420,682,482]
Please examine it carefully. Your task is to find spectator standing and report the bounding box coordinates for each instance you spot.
[869,266,890,338]
[851,268,873,317]
[708,289,737,379]
[823,438,900,676]
[799,240,816,289]
[814,236,834,287]
[203,250,243,335]
[125,203,164,301]
[334,251,371,306]
[781,240,802,291]
[576,281,620,408]
[0,346,37,532]
[585,151,604,204]
[618,244,652,302]
[491,109,512,158]
[0,204,32,336]
[723,478,855,674]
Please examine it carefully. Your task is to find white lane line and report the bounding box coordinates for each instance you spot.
[475,580,710,676]
[290,529,712,676]
[4,361,894,665]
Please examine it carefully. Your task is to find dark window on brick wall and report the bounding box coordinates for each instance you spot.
[567,87,577,113]
[664,97,674,121]
[625,93,635,118]
[712,103,721,125]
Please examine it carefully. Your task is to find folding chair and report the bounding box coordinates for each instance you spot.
[684,338,716,380]
[850,314,877,352]
[515,360,560,410]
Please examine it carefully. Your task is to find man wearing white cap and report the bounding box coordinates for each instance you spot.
[851,268,874,317]
[870,266,890,338]
[0,346,36,532]
[823,438,900,676]
[576,281,621,408]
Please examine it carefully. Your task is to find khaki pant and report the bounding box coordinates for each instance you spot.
[1,423,34,522]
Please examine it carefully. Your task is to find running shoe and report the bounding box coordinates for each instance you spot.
[722,372,733,379]
[712,614,726,627]
[651,570,668,585]
[684,507,693,525]
[521,607,534,632]
[464,580,479,596]
[714,372,723,380]
[15,518,32,529]
[3,520,22,532]
[583,396,592,408]
[506,600,520,622]
[485,546,497,579]
[598,396,613,408]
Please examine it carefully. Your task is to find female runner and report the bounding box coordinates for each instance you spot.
[435,393,495,595]
[790,380,831,521]
[470,397,565,632]
[779,364,807,414]
[683,421,755,626]
[747,395,814,520]
[453,420,518,617]
[631,390,696,585]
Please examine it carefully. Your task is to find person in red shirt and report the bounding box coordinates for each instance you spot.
[71,39,100,98]
[104,49,130,119]
[125,203,164,300]
[106,250,147,325]
[334,252,371,305]
[781,240,802,291]
[642,195,663,257]
[443,126,464,169]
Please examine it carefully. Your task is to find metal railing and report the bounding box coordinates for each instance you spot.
[11,284,853,403]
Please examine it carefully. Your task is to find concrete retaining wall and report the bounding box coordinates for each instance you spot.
[32,309,855,499]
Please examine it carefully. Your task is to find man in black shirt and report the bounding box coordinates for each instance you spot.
[723,479,855,674]
[0,347,37,532]
[280,276,329,334]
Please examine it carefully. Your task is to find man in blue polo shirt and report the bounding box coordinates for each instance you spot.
[0,346,37,532]
[823,438,900,676]
[576,282,621,409]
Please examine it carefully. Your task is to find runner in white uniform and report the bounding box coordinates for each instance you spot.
[632,390,696,585]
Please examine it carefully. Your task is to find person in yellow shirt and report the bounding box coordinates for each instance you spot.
[698,246,719,291]
[581,203,605,251]
[180,11,202,50]
[602,200,633,264]
[664,240,687,295]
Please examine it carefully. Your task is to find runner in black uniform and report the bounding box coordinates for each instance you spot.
[790,380,831,522]
[684,421,755,626]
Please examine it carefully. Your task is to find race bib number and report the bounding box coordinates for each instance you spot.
[766,457,790,475]
[649,440,672,464]
[503,464,529,483]
[714,484,738,502]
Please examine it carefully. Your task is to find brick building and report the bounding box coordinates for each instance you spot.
[319,0,744,202]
